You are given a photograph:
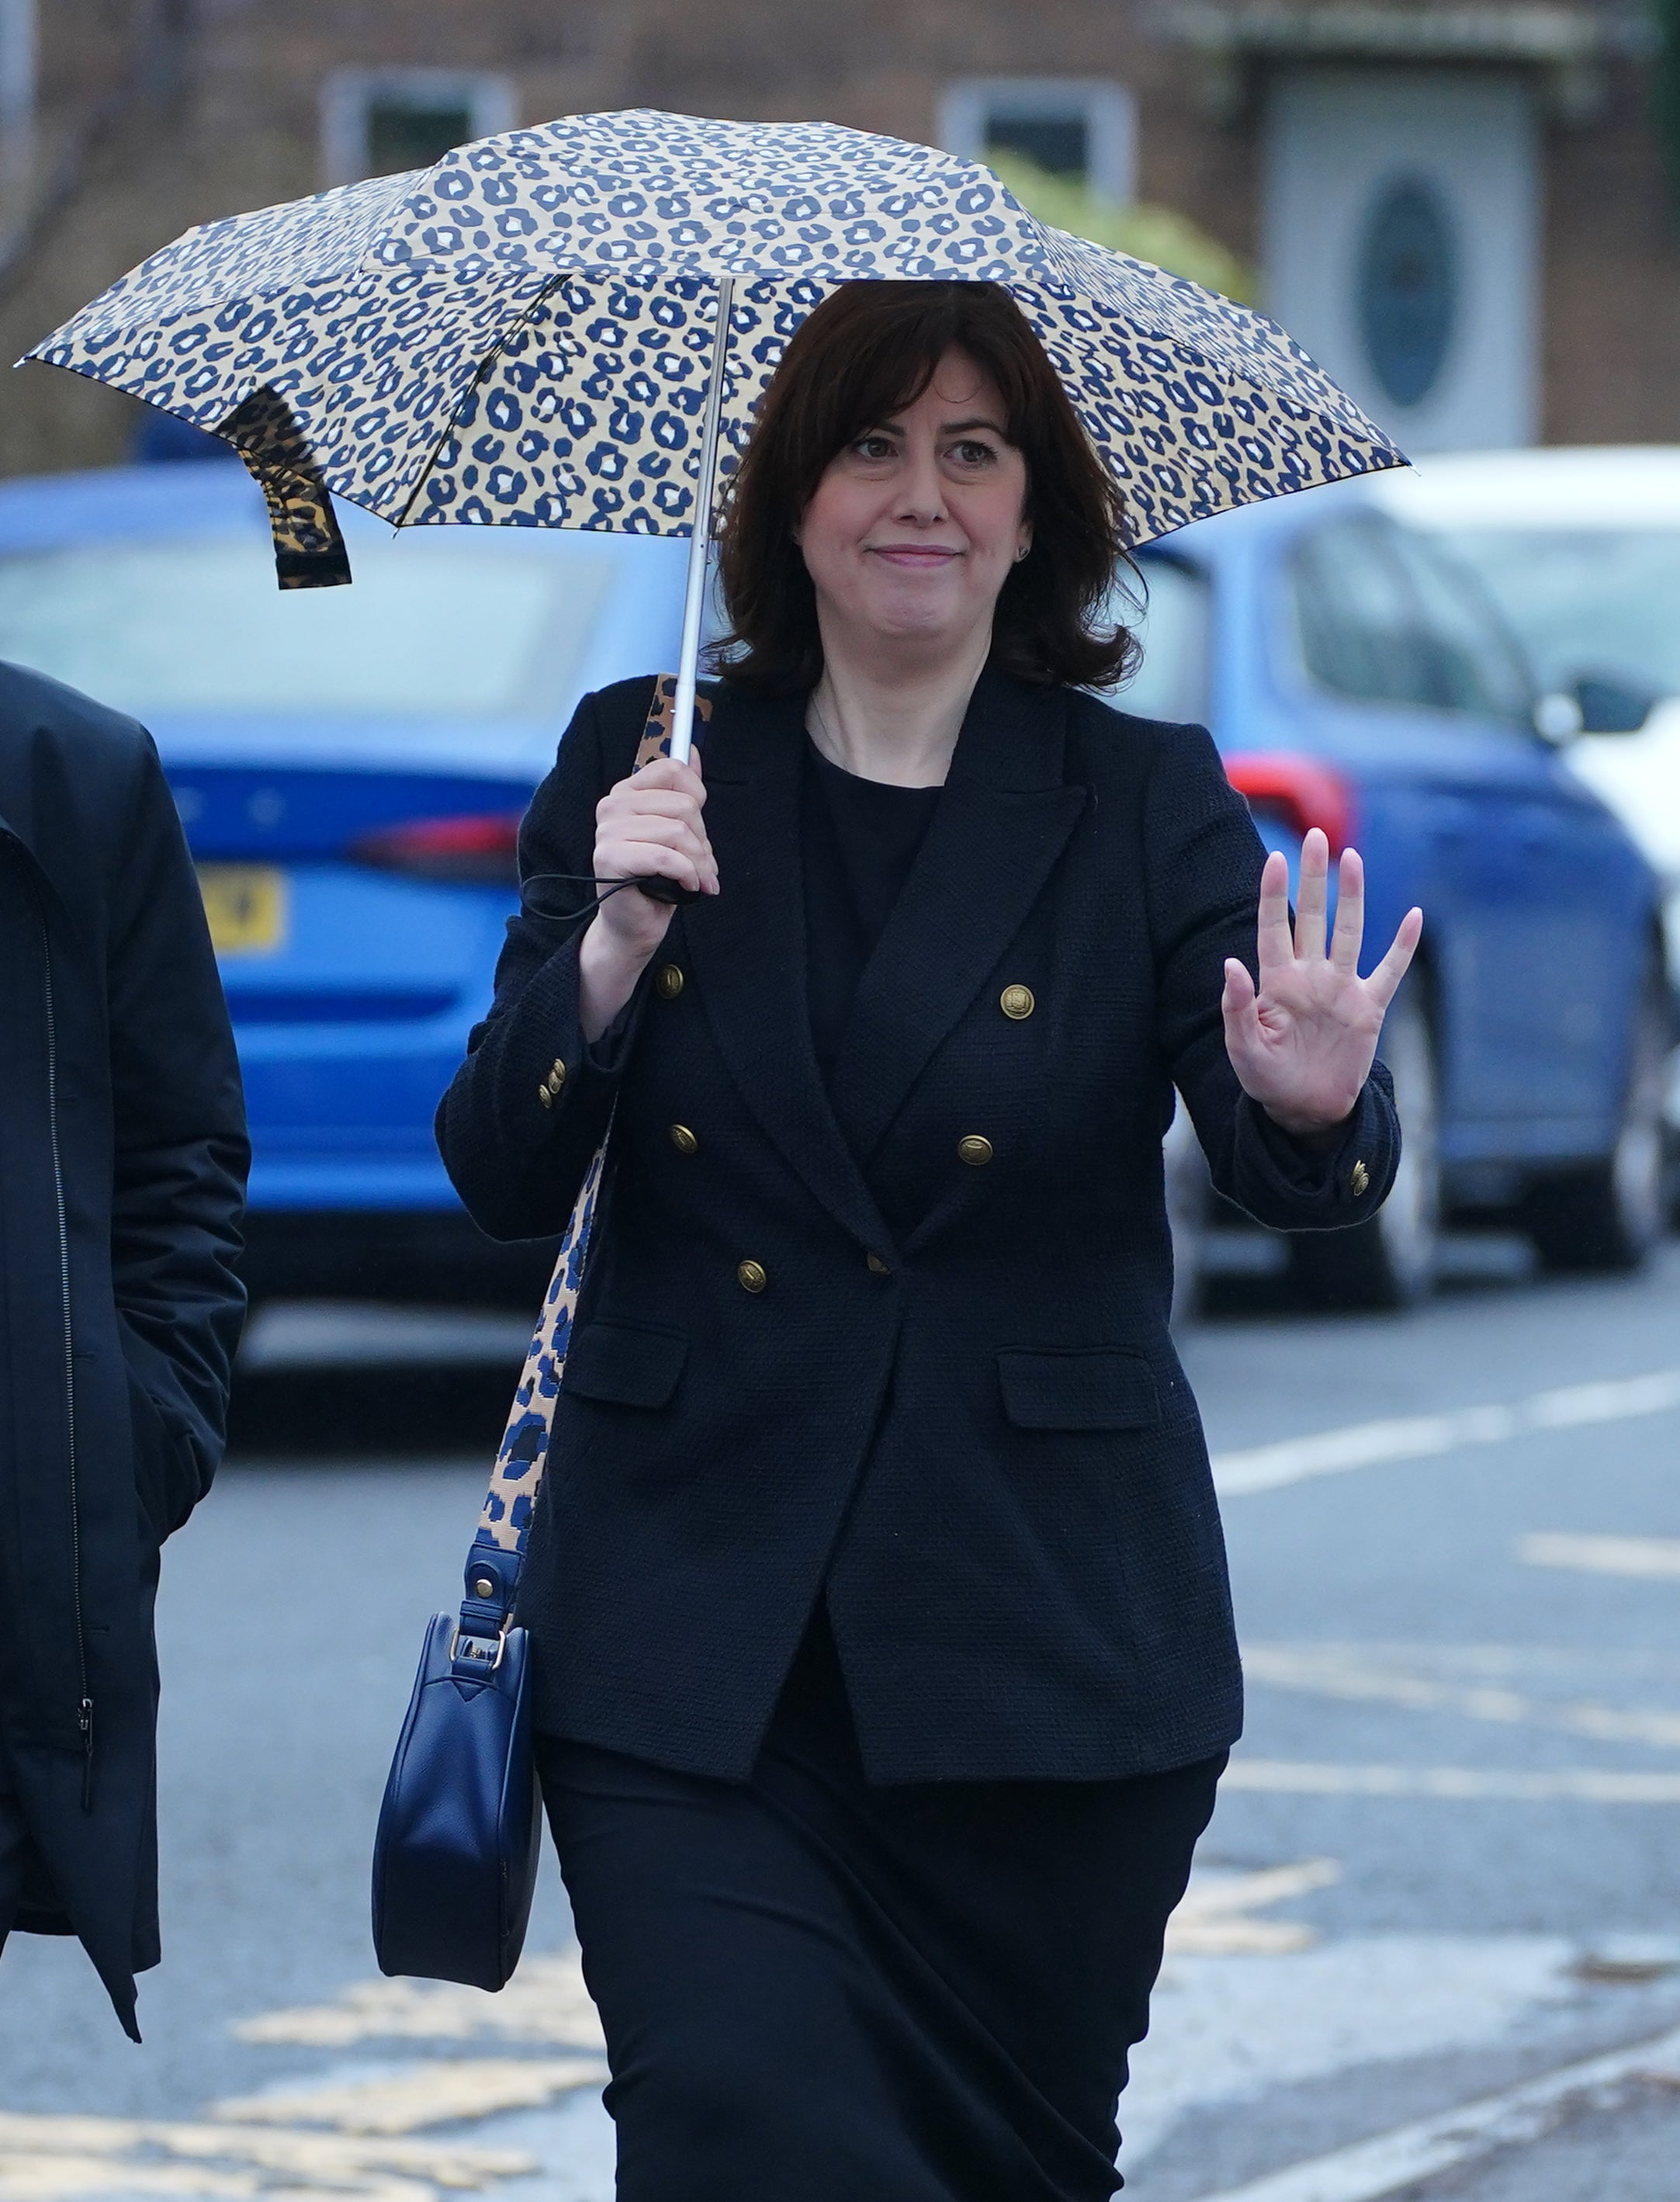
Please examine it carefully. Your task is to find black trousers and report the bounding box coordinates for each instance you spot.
[537,1614,1223,2202]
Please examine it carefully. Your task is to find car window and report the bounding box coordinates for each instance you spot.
[1290,517,1431,708]
[1428,526,1680,700]
[0,532,617,724]
[1290,515,1528,722]
[1103,557,1209,724]
[1384,528,1533,723]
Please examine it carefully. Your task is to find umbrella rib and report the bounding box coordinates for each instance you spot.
[389,272,569,535]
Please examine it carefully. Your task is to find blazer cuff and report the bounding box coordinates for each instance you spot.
[511,931,649,1130]
[1230,1061,1399,1228]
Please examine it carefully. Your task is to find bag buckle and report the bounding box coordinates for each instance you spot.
[449,1625,507,1674]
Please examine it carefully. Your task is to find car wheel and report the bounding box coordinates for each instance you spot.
[1287,985,1441,1313]
[1523,962,1669,1274]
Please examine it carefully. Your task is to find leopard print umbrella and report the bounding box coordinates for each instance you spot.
[24,108,1405,592]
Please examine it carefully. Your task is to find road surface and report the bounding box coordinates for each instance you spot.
[3,1236,1679,2200]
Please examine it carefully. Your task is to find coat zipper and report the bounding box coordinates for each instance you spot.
[34,889,92,1805]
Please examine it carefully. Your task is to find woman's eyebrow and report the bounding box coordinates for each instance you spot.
[940,414,1007,436]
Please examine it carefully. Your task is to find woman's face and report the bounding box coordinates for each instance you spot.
[798,348,1031,661]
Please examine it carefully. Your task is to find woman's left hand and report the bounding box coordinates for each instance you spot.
[1222,828,1423,1141]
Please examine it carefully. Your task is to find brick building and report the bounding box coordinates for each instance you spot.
[1,0,1674,477]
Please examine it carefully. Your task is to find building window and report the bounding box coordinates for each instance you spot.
[937,78,1137,203]
[321,68,517,188]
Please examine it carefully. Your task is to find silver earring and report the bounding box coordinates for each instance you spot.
[1015,544,1030,562]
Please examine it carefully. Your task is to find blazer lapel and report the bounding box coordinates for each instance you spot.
[827,673,1088,1165]
[679,688,895,1256]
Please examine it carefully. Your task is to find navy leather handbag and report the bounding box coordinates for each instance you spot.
[372,680,693,1991]
[370,1131,610,1988]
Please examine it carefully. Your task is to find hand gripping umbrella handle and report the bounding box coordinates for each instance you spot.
[669,273,734,769]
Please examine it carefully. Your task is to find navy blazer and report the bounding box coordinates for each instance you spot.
[438,669,1399,1784]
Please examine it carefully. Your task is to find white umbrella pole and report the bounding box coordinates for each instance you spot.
[669,272,734,767]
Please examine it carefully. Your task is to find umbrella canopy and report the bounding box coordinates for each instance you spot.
[27,110,1404,760]
[29,109,1401,565]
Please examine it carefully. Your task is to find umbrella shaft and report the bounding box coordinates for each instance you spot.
[670,274,733,768]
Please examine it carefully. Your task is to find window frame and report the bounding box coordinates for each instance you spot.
[936,76,1138,203]
[320,67,518,189]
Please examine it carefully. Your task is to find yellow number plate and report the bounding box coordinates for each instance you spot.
[197,865,289,956]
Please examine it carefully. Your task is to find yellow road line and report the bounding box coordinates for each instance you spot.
[212,2058,608,2137]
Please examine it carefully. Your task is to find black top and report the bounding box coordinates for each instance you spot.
[802,739,943,1086]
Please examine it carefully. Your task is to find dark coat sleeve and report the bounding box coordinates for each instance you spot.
[109,733,250,1538]
[437,681,654,1242]
[1142,717,1400,1229]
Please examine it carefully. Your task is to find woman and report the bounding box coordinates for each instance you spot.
[438,280,1418,2200]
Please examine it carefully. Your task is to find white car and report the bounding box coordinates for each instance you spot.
[1370,449,1680,997]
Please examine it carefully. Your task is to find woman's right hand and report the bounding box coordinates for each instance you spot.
[577,754,718,1039]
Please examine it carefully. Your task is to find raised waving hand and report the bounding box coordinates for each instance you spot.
[1221,827,1423,1139]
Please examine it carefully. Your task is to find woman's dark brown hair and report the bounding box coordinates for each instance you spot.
[711,281,1138,695]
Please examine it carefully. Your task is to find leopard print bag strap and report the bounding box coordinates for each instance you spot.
[459,675,711,1623]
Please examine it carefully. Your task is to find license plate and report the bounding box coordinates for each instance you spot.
[198,865,289,955]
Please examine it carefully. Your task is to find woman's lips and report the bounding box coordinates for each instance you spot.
[869,544,961,567]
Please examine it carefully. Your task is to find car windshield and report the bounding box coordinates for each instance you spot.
[0,532,616,724]
[1433,527,1680,699]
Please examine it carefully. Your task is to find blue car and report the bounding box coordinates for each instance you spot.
[0,459,691,1301]
[0,461,1658,1314]
[1120,478,1667,1309]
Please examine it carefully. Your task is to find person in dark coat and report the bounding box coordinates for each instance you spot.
[438,282,1419,2200]
[0,662,248,2041]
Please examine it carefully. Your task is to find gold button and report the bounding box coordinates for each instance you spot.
[1350,1160,1370,1197]
[655,962,684,1000]
[538,1084,554,1109]
[471,1575,496,1600]
[670,1123,699,1155]
[1000,983,1035,1021]
[958,1135,993,1167]
[736,1259,767,1294]
[865,1252,890,1276]
[546,1060,566,1096]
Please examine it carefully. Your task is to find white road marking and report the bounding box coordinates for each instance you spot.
[1244,1640,1680,1749]
[1211,1368,1680,1496]
[1224,1758,1680,1802]
[1179,2020,1680,2202]
[1124,1931,1576,2174]
[1519,1531,1680,1581]
[212,2058,608,2137]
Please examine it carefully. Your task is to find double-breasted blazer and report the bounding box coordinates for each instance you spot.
[438,668,1399,1785]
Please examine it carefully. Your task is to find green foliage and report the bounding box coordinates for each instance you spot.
[985,152,1256,304]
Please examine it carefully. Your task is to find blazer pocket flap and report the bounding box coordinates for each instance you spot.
[997,1347,1160,1432]
[563,1321,688,1408]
